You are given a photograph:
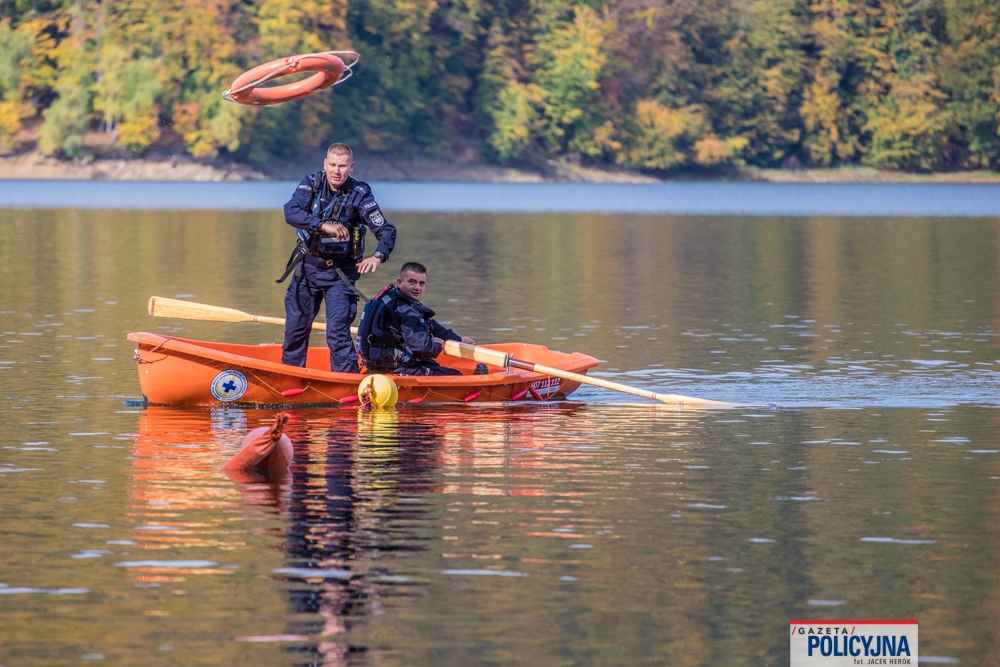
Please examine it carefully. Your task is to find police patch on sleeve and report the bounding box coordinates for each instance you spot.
[210,370,248,402]
[366,208,385,227]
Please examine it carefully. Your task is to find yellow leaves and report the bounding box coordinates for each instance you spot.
[623,8,656,29]
[863,72,949,169]
[0,18,35,149]
[172,97,246,158]
[694,136,730,165]
[694,135,749,166]
[172,102,210,156]
[119,113,160,152]
[9,16,63,96]
[257,0,349,58]
[625,101,704,169]
[591,121,621,153]
[801,71,859,165]
[635,100,692,140]
[538,6,607,87]
[622,100,747,168]
[488,81,542,159]
[0,99,31,152]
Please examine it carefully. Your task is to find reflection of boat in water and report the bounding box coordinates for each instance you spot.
[124,391,720,661]
[128,405,455,660]
[128,333,599,407]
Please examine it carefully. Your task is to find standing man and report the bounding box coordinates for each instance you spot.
[279,143,396,373]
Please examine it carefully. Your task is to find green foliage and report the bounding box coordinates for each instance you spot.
[94,46,163,151]
[0,19,32,98]
[3,0,998,171]
[936,0,1000,168]
[0,19,33,150]
[39,77,89,158]
[488,81,542,160]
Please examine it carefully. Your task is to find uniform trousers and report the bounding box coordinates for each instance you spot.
[282,274,359,373]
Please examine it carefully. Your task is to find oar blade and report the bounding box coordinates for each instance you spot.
[529,361,737,409]
[650,393,738,409]
[149,296,254,324]
[148,295,333,333]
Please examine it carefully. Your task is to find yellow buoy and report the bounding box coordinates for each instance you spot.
[358,374,398,408]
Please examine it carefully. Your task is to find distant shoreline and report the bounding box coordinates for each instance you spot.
[2,150,1000,184]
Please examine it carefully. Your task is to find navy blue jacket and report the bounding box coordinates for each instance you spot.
[364,286,461,370]
[284,174,396,286]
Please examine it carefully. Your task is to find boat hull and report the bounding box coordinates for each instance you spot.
[128,333,599,407]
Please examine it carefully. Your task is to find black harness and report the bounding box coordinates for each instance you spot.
[276,173,368,284]
[357,285,409,370]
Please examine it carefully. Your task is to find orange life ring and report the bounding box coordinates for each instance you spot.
[226,54,345,106]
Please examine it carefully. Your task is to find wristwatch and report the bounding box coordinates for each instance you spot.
[372,251,387,262]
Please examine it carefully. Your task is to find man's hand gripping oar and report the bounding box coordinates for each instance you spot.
[147,296,736,408]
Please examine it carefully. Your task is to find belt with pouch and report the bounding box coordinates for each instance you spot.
[304,259,370,303]
[310,250,343,267]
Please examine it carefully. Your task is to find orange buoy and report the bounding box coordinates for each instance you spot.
[224,54,347,106]
[222,413,294,472]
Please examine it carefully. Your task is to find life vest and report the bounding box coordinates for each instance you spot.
[276,173,367,283]
[306,172,366,262]
[357,285,411,371]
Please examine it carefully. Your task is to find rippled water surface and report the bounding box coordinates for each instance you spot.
[2,209,1000,665]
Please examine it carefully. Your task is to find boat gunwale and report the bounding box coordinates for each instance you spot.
[127,332,599,387]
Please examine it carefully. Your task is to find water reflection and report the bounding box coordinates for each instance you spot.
[5,208,1000,665]
[127,402,713,664]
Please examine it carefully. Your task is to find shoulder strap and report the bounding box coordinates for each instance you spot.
[333,267,369,303]
[275,239,307,284]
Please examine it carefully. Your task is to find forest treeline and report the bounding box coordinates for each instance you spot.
[1,0,998,172]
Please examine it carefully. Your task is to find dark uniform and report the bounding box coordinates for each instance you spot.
[281,173,396,373]
[358,285,464,376]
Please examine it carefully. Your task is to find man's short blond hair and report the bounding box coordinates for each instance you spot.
[327,143,353,160]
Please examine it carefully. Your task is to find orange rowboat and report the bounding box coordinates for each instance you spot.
[128,332,599,407]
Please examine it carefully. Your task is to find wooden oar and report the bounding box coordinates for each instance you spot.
[148,296,326,330]
[439,340,733,408]
[148,296,735,408]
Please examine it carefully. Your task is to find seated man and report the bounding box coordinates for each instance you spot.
[358,262,486,376]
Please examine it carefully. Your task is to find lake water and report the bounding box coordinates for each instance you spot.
[1,199,999,665]
[2,179,1000,216]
